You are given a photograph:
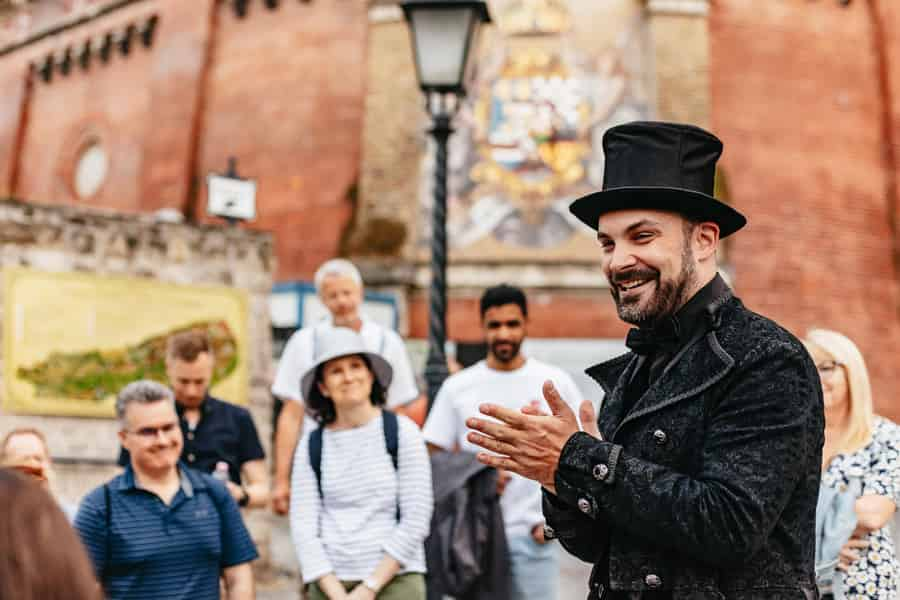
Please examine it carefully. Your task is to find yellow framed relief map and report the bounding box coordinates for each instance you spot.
[3,268,249,417]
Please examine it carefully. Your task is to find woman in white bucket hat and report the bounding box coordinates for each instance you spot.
[289,327,432,600]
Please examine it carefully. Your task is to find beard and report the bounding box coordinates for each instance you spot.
[489,339,522,364]
[609,241,697,328]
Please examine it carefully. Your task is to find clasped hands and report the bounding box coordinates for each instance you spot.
[465,380,601,494]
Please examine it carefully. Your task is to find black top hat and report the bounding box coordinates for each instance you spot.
[569,121,746,237]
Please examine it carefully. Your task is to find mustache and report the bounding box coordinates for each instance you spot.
[610,268,658,284]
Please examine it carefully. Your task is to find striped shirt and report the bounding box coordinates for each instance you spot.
[74,464,258,600]
[290,411,433,583]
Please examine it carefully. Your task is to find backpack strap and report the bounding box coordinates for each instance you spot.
[382,410,401,521]
[309,425,324,499]
[308,412,400,503]
[103,483,111,574]
[382,410,399,471]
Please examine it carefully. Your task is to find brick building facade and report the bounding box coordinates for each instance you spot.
[1,0,898,417]
[0,0,366,281]
[710,0,900,415]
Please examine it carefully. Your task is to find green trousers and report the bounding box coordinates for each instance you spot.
[307,573,425,600]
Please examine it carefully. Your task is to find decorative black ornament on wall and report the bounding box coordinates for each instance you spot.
[29,14,160,85]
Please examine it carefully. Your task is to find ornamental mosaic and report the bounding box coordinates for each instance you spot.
[425,0,652,259]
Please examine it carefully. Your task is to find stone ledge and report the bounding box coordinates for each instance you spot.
[646,0,709,17]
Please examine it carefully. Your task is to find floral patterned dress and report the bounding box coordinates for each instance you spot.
[822,416,900,600]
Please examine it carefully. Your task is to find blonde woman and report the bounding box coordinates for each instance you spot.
[805,329,900,599]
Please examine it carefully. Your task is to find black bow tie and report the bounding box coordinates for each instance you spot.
[625,322,681,356]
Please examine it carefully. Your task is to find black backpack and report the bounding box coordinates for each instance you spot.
[308,410,400,517]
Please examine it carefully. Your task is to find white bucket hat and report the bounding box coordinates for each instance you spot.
[299,327,393,401]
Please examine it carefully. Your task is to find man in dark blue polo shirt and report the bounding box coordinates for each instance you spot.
[119,330,268,508]
[77,380,258,600]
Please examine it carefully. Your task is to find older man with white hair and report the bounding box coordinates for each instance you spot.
[270,258,419,515]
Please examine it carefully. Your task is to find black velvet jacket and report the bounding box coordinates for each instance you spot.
[543,294,824,599]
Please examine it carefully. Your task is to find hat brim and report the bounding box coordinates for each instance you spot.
[300,350,394,402]
[569,187,747,238]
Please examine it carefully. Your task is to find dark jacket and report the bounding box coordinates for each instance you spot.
[426,452,511,600]
[543,295,824,599]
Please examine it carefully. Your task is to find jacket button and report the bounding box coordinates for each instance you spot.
[653,429,667,445]
[592,463,609,480]
[187,453,195,462]
[644,574,662,589]
[577,498,592,514]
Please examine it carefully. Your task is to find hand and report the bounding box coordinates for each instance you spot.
[836,537,870,571]
[495,469,512,496]
[531,523,549,545]
[466,381,587,493]
[272,480,290,515]
[224,481,244,502]
[346,583,377,600]
[522,397,603,441]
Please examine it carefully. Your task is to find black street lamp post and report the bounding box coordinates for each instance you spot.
[400,0,492,410]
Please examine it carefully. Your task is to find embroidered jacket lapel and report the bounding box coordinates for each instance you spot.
[585,352,640,441]
[614,330,735,435]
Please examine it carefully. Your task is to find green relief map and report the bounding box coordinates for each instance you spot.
[16,320,238,402]
[4,268,249,417]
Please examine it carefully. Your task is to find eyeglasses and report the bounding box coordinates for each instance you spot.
[125,423,179,439]
[816,360,844,377]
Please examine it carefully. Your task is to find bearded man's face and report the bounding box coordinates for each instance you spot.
[597,210,699,327]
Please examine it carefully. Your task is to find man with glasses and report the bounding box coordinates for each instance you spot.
[118,330,268,509]
[75,380,258,600]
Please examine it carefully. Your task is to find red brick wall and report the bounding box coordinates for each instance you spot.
[5,1,163,211]
[710,0,900,418]
[0,0,368,281]
[408,290,630,343]
[195,0,368,281]
[0,56,28,196]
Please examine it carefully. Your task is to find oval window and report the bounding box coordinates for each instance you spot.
[73,142,109,199]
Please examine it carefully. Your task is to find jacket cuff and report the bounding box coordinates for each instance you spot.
[554,431,622,519]
[542,488,584,538]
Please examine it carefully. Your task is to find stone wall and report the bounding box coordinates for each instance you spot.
[0,197,274,518]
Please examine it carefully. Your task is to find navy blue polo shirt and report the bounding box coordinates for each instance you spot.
[118,395,265,484]
[74,463,258,600]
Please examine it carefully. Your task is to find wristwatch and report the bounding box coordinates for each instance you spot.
[362,577,381,594]
[238,486,250,507]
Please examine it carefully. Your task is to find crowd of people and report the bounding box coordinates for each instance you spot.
[2,121,899,600]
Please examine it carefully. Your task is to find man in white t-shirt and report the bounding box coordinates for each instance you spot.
[423,284,584,600]
[270,259,420,515]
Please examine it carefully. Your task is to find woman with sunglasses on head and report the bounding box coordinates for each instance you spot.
[805,329,900,599]
[290,327,432,600]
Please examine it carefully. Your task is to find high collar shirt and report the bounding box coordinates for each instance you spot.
[625,274,731,403]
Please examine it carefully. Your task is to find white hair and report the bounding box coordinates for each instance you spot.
[314,259,363,294]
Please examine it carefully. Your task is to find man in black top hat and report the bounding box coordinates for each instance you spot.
[466,121,824,599]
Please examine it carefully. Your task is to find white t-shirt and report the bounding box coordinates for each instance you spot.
[272,316,420,431]
[422,358,583,540]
